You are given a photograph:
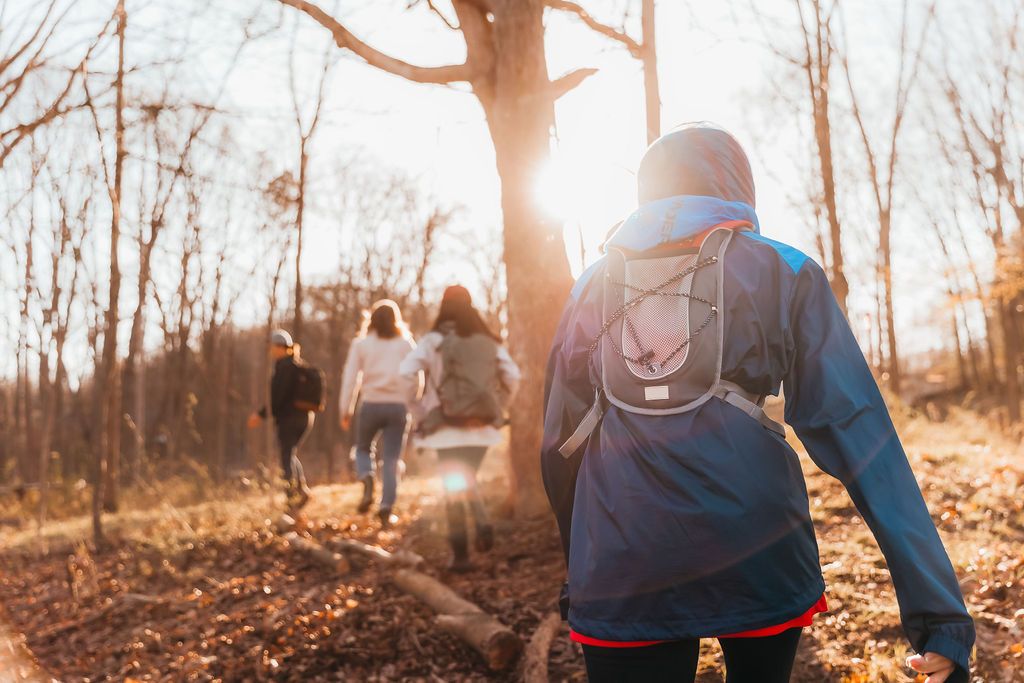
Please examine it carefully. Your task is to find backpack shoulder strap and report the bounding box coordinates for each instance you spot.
[558,390,605,459]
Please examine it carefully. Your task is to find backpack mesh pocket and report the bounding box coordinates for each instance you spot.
[620,254,697,379]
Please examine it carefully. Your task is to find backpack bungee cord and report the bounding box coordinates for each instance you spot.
[587,254,719,376]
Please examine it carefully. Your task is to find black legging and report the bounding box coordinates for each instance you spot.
[276,412,312,488]
[582,628,802,683]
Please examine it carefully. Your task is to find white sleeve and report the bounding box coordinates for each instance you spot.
[399,335,432,405]
[339,340,362,419]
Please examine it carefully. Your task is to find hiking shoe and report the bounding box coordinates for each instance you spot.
[378,507,395,530]
[286,484,311,512]
[474,523,494,553]
[357,475,374,513]
[446,553,473,573]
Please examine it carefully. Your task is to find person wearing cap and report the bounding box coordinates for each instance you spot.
[399,285,521,571]
[248,329,314,510]
[541,123,973,682]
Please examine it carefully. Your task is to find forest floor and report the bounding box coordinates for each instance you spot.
[0,407,1023,682]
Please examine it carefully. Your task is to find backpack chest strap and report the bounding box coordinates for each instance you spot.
[557,381,786,458]
[714,379,786,437]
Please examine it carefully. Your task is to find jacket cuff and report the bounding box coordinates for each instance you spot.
[922,633,971,683]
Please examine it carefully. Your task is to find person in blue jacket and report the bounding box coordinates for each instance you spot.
[541,123,974,683]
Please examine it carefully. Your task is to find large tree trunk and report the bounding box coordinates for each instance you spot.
[485,0,573,514]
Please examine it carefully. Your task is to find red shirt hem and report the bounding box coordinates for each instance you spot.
[570,594,828,647]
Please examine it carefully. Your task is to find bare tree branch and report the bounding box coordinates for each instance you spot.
[549,67,597,100]
[545,0,641,58]
[276,0,476,84]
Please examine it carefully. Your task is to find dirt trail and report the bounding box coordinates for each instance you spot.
[0,409,1022,681]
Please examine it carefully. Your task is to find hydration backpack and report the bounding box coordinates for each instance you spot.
[558,226,785,458]
[292,361,326,413]
[422,328,502,432]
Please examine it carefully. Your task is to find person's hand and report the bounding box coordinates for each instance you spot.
[906,652,956,683]
[341,414,352,432]
[247,413,262,429]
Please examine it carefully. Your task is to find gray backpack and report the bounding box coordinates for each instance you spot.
[422,327,503,433]
[558,227,785,458]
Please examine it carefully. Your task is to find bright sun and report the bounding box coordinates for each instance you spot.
[534,152,637,274]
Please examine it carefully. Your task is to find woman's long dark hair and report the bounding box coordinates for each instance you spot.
[431,286,501,341]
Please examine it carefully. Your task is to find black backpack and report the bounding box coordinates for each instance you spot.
[292,361,326,413]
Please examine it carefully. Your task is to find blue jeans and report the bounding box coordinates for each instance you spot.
[354,402,408,509]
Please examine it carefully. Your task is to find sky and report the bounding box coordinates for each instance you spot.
[2,0,987,378]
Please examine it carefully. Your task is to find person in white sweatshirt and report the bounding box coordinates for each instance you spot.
[339,300,416,527]
[400,285,520,570]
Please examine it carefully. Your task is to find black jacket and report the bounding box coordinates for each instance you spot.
[258,356,303,422]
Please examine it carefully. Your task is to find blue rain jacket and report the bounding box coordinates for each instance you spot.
[541,131,973,680]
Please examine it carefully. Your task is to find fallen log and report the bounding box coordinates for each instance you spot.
[327,538,424,568]
[391,568,522,671]
[522,612,562,683]
[436,613,523,672]
[282,532,350,573]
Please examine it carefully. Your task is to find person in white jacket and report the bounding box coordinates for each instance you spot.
[339,300,416,527]
[400,285,520,570]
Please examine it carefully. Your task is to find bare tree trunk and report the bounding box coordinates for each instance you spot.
[950,308,967,389]
[294,141,307,341]
[94,0,127,540]
[875,266,885,374]
[640,0,660,144]
[123,246,150,483]
[880,212,900,394]
[961,305,981,389]
[20,214,37,483]
[795,0,848,315]
[999,296,1021,421]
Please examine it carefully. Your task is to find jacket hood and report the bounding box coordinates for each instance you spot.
[637,122,755,207]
